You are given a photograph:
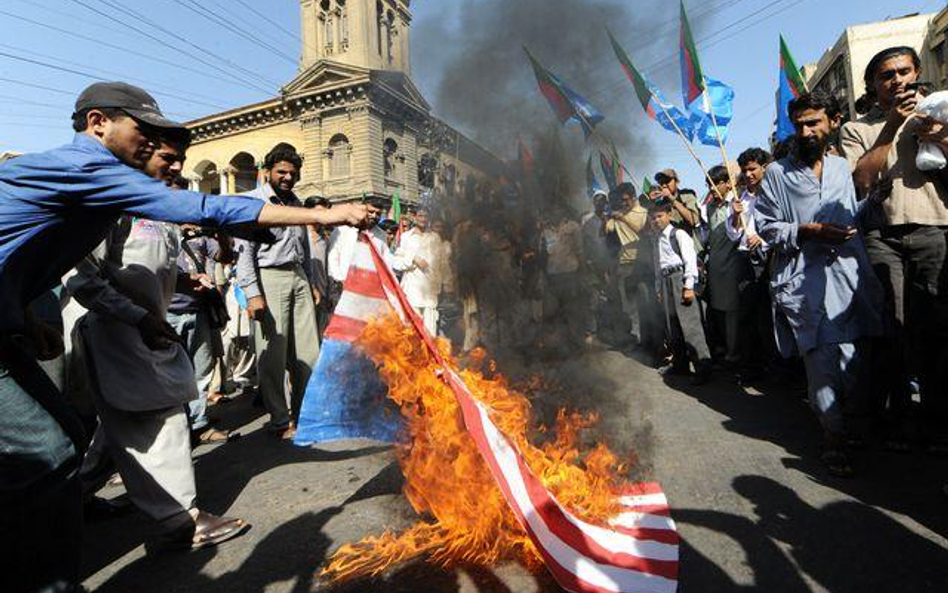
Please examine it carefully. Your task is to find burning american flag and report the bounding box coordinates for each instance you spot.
[296,232,680,593]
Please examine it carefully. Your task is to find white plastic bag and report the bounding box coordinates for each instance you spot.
[915,91,948,171]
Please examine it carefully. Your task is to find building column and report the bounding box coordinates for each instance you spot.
[183,171,202,192]
[220,166,237,194]
[256,162,265,188]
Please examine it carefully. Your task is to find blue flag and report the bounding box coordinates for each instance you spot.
[687,76,735,146]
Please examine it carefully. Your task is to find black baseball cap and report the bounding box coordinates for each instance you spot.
[73,82,184,130]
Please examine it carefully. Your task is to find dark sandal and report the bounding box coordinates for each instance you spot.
[191,511,250,550]
[821,450,854,478]
[194,427,236,444]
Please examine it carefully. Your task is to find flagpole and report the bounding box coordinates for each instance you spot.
[704,89,746,229]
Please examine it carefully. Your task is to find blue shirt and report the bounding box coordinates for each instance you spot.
[0,134,264,332]
[754,155,883,356]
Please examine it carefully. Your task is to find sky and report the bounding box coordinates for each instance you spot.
[1,0,945,190]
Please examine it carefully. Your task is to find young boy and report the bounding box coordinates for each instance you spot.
[651,201,711,383]
[703,165,752,369]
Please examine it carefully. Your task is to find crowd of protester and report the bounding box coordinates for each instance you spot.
[2,43,948,593]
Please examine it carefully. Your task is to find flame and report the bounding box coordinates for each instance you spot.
[321,313,631,581]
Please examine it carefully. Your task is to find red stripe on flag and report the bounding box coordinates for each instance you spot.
[324,315,367,342]
[452,376,676,592]
[361,233,679,592]
[610,526,681,546]
[343,267,387,300]
[620,483,665,496]
[515,454,679,580]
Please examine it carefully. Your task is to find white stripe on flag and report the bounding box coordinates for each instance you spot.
[609,512,678,532]
[619,494,670,508]
[333,291,387,323]
[473,399,679,593]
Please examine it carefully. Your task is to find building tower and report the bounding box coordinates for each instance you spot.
[299,0,412,75]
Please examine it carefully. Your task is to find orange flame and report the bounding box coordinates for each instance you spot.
[321,314,631,581]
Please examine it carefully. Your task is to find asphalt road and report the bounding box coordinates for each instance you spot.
[81,347,948,593]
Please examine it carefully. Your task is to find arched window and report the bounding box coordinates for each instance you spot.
[383,138,398,178]
[324,13,334,51]
[338,0,349,49]
[386,10,395,62]
[376,1,384,55]
[329,134,350,178]
[230,152,258,192]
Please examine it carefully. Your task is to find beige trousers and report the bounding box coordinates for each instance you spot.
[253,265,320,430]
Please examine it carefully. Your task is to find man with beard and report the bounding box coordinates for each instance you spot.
[756,91,884,477]
[236,144,320,441]
[840,46,948,453]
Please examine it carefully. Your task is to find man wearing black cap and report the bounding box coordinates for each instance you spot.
[0,81,377,593]
[654,168,700,233]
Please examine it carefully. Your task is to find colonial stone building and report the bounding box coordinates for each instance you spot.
[182,0,500,203]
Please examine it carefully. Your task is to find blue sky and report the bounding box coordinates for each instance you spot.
[1,0,944,190]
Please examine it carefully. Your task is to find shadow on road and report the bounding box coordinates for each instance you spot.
[675,475,948,592]
[659,370,948,541]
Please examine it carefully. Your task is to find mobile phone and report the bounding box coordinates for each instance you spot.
[905,81,935,95]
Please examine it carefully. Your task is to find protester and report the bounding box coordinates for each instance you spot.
[235,144,322,441]
[651,200,711,383]
[839,46,948,453]
[542,206,589,349]
[731,147,776,377]
[306,201,334,340]
[581,191,617,344]
[65,129,250,549]
[393,208,452,336]
[702,165,753,371]
[605,183,649,346]
[655,168,701,232]
[0,81,376,593]
[168,221,233,444]
[756,91,884,477]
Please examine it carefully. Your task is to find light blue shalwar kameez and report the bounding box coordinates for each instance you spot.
[755,155,884,433]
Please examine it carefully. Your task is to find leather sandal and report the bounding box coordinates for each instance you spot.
[191,511,249,550]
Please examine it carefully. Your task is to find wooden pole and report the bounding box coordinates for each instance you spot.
[703,89,746,229]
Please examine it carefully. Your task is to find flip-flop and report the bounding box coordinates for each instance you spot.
[195,428,236,444]
[191,511,250,550]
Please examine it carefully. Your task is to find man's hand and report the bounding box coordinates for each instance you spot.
[246,295,268,321]
[191,273,215,292]
[799,222,857,244]
[889,89,919,127]
[732,199,746,215]
[413,256,430,272]
[137,313,182,351]
[746,234,763,250]
[319,202,380,227]
[681,288,695,306]
[915,114,948,148]
[312,288,322,306]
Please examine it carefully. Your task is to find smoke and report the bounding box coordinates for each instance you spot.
[415,0,669,191]
[408,0,698,469]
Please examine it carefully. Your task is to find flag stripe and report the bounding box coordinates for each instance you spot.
[359,235,680,593]
[323,315,367,342]
[453,381,679,592]
[343,267,388,300]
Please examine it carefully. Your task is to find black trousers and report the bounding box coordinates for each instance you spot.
[865,225,948,436]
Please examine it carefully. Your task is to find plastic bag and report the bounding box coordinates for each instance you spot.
[915,90,948,171]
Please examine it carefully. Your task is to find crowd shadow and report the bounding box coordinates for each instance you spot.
[674,475,948,592]
[659,362,948,540]
[81,394,394,585]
